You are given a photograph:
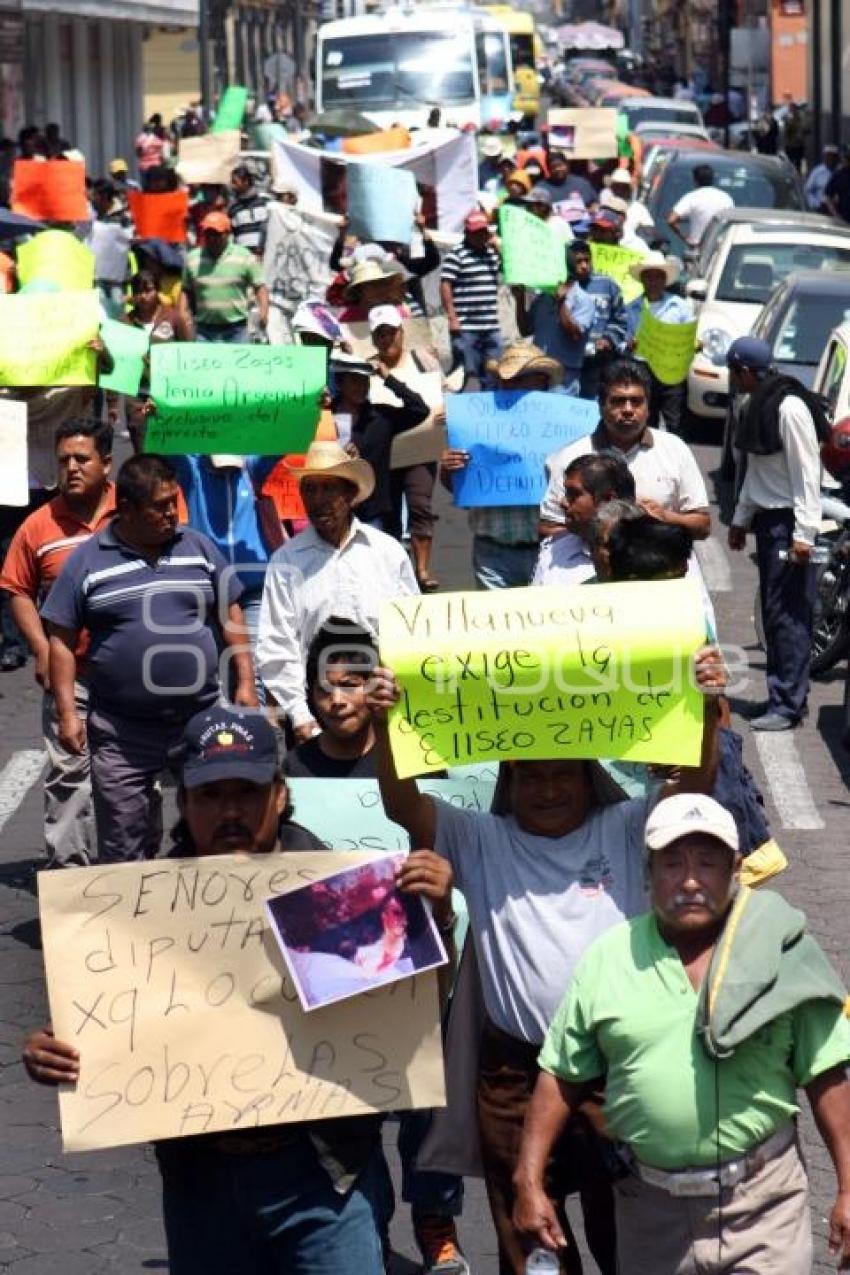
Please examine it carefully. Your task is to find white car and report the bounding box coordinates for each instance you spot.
[686,221,850,421]
[816,321,850,426]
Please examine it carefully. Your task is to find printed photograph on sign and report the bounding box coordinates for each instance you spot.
[267,854,447,1012]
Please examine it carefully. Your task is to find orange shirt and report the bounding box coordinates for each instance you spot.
[0,485,117,602]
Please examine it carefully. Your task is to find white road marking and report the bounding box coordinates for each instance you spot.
[0,749,45,835]
[695,536,733,593]
[753,732,825,830]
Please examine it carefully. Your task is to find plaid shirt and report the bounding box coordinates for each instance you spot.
[468,505,539,546]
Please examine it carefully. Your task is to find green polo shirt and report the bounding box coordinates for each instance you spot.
[183,241,263,326]
[539,912,850,1170]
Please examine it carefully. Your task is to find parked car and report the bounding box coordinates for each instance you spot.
[686,220,850,420]
[750,271,850,388]
[617,95,705,133]
[693,208,842,282]
[638,135,720,194]
[633,121,712,145]
[645,149,805,260]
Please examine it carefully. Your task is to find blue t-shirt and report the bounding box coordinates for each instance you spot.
[42,521,242,719]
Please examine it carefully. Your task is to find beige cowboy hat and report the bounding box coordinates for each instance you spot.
[287,439,375,506]
[344,257,404,301]
[628,250,680,287]
[486,342,564,387]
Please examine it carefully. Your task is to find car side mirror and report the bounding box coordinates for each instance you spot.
[686,279,708,302]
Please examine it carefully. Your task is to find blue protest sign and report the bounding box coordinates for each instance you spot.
[347,162,418,245]
[447,390,597,507]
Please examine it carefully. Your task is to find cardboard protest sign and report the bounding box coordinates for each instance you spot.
[547,108,619,160]
[499,204,567,291]
[177,131,241,186]
[127,191,189,243]
[146,344,324,455]
[212,86,249,133]
[447,391,597,507]
[635,308,698,385]
[342,128,412,155]
[99,319,149,397]
[0,291,99,386]
[17,230,95,292]
[262,457,307,520]
[367,354,445,469]
[38,851,446,1151]
[0,399,28,505]
[379,579,706,777]
[347,163,418,246]
[12,160,89,222]
[267,854,447,1012]
[590,242,644,303]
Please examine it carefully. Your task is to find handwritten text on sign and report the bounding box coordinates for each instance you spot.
[447,390,597,507]
[147,344,325,456]
[379,579,706,777]
[635,308,698,386]
[38,851,445,1152]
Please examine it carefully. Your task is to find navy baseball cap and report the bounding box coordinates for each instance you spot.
[181,707,278,789]
[726,336,772,373]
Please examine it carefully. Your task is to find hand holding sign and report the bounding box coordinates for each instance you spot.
[635,309,698,385]
[500,204,567,291]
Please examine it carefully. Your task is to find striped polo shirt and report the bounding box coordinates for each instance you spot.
[41,522,242,720]
[440,244,501,332]
[182,241,263,327]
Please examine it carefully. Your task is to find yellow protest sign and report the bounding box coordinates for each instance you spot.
[17,230,95,292]
[635,308,699,385]
[38,851,445,1152]
[0,291,99,386]
[380,579,706,778]
[590,242,644,303]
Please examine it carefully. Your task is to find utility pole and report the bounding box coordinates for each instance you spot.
[719,0,733,148]
[199,0,211,117]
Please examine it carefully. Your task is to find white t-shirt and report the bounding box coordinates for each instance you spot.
[671,186,734,246]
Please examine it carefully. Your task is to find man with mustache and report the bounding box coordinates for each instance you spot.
[514,793,850,1274]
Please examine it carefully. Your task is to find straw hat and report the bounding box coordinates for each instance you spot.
[486,342,563,387]
[344,258,403,300]
[506,169,533,194]
[480,135,504,159]
[287,440,375,506]
[628,250,680,287]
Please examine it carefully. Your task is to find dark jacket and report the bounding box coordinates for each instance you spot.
[348,375,429,524]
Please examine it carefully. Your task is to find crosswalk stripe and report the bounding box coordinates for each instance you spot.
[753,732,825,830]
[0,749,45,835]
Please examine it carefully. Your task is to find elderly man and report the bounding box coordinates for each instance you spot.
[514,792,850,1275]
[539,359,711,544]
[533,452,635,588]
[24,704,452,1275]
[366,652,726,1275]
[625,251,693,434]
[256,440,418,743]
[441,344,564,589]
[727,336,823,731]
[42,454,256,862]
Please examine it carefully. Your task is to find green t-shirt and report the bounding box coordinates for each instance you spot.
[539,911,850,1170]
[183,241,263,326]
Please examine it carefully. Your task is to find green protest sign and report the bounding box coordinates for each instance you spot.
[380,579,706,778]
[212,87,249,134]
[590,242,644,303]
[635,308,698,385]
[99,319,149,397]
[499,204,567,291]
[146,343,325,455]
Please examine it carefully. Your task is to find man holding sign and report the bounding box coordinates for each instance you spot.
[626,252,695,435]
[365,635,726,1275]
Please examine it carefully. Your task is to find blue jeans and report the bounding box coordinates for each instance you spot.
[451,328,503,389]
[472,537,538,590]
[196,321,249,343]
[753,508,816,721]
[156,1140,385,1275]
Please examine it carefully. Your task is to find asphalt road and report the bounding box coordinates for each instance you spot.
[1,431,849,1274]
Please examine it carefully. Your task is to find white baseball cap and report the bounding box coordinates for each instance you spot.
[368,304,403,333]
[644,794,739,857]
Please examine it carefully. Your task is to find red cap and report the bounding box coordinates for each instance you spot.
[201,211,231,234]
[464,210,490,232]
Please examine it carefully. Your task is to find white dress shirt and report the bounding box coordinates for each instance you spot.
[532,532,595,587]
[732,396,822,546]
[256,518,419,727]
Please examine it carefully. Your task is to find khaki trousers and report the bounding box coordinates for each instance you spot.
[614,1139,812,1274]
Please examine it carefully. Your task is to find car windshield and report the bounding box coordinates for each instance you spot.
[651,159,801,223]
[321,31,475,108]
[771,293,850,365]
[716,244,850,304]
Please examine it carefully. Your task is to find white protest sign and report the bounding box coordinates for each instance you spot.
[547,108,619,160]
[0,399,28,505]
[38,851,446,1152]
[177,131,242,186]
